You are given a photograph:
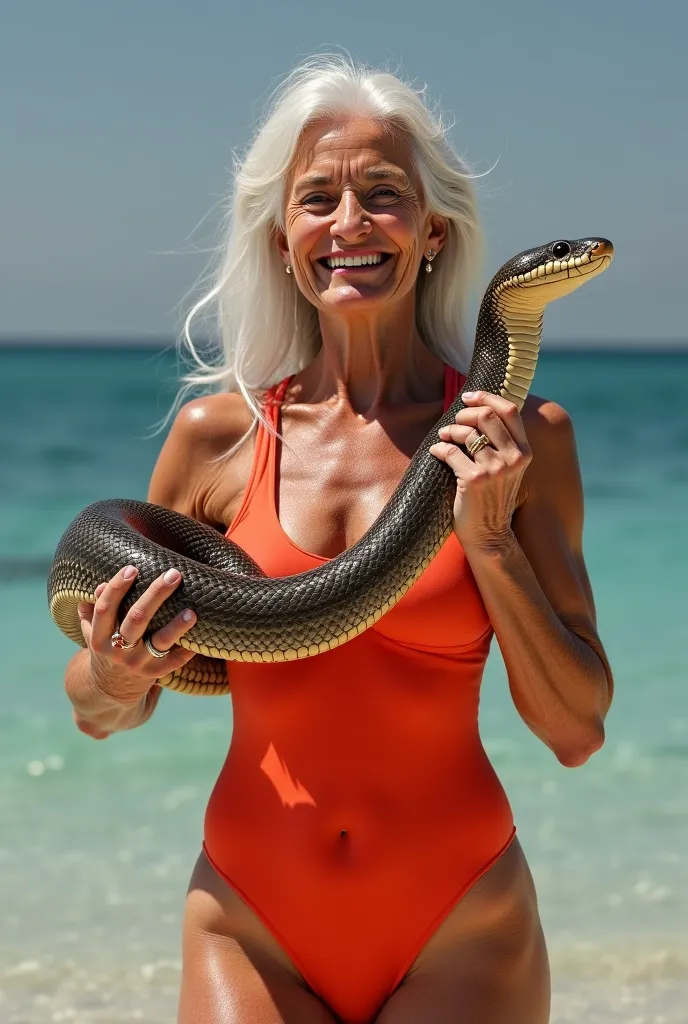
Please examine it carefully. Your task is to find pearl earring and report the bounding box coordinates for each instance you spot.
[285,264,292,275]
[425,249,436,274]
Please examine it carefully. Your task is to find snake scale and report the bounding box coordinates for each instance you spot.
[48,237,613,695]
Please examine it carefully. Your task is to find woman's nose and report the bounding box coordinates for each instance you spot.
[330,190,372,242]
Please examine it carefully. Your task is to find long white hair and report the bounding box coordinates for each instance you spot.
[181,54,482,427]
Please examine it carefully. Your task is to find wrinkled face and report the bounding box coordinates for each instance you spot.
[279,117,446,315]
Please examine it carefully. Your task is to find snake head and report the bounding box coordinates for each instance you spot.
[495,237,614,304]
[469,237,615,411]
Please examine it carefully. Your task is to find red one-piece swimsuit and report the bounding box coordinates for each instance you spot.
[203,365,515,1023]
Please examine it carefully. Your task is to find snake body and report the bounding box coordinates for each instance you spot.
[49,237,613,694]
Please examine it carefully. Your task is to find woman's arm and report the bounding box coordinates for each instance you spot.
[431,391,613,767]
[66,646,163,739]
[64,397,240,738]
[64,569,196,739]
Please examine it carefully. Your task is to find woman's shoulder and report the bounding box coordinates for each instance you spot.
[521,391,574,448]
[167,392,257,453]
[519,391,580,510]
[148,391,258,524]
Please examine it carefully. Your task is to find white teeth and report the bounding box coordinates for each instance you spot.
[326,253,384,268]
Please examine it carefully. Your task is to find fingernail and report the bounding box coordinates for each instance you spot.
[182,609,193,623]
[122,565,137,580]
[438,426,450,437]
[164,568,181,584]
[462,391,477,400]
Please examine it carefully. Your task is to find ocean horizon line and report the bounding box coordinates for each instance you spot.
[1,336,687,353]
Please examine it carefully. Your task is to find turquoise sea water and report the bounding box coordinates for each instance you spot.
[0,346,687,1023]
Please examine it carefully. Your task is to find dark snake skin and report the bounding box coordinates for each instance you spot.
[48,237,613,693]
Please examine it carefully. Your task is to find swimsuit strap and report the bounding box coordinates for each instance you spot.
[444,365,463,410]
[225,376,293,537]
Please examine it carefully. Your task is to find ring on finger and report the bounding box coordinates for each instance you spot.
[144,635,171,659]
[467,432,492,457]
[110,630,139,651]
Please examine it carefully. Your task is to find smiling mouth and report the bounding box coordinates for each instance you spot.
[318,252,393,271]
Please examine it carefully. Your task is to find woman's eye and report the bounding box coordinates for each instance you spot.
[300,188,398,208]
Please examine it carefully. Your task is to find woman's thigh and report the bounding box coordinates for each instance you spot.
[177,930,338,1024]
[178,852,337,1024]
[376,839,551,1024]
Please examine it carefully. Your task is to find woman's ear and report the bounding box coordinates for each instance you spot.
[426,215,448,255]
[275,228,291,268]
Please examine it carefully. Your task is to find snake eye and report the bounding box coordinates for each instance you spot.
[552,241,571,260]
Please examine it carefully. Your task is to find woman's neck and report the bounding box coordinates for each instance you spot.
[301,296,446,416]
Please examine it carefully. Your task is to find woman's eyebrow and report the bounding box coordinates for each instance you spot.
[294,172,333,191]
[364,166,410,186]
[293,166,411,193]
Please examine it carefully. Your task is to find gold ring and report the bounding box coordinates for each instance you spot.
[467,433,492,457]
[110,630,138,651]
[144,636,171,659]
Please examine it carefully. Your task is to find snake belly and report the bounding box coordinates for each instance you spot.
[48,237,613,694]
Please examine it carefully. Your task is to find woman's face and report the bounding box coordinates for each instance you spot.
[279,117,446,316]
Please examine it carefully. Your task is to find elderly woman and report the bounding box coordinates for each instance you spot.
[64,57,613,1024]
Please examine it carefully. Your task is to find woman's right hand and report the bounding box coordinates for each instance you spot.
[77,564,198,707]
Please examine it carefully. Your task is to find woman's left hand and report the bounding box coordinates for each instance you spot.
[429,391,532,552]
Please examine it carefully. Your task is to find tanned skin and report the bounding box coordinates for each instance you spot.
[65,117,612,1023]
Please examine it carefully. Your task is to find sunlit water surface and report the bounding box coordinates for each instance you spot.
[1,347,686,1022]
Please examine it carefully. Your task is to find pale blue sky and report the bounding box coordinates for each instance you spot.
[1,0,685,343]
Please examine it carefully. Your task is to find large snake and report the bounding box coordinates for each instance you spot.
[49,237,613,695]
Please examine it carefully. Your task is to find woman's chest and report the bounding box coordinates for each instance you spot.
[231,499,490,657]
[277,404,442,560]
[225,395,491,652]
[280,437,411,560]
